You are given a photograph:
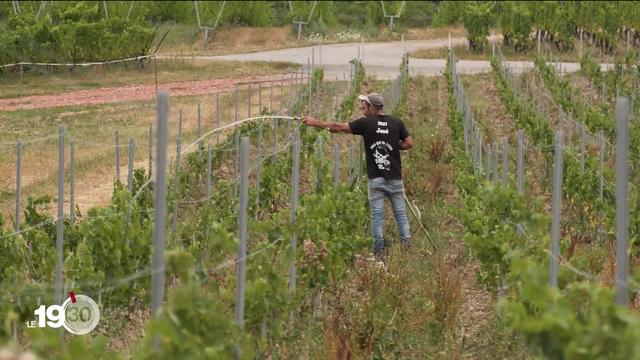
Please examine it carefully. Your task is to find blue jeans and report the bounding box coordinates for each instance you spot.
[367,177,411,254]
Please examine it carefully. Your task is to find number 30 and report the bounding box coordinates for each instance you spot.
[67,306,91,322]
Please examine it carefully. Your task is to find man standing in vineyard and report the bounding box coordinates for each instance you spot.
[303,93,413,258]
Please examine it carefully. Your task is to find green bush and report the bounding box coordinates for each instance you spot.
[498,2,533,51]
[144,1,193,24]
[435,1,495,52]
[0,2,155,64]
[0,13,57,63]
[220,1,274,27]
[333,1,377,29]
[399,1,438,28]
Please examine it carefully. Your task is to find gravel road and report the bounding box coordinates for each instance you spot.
[161,37,613,80]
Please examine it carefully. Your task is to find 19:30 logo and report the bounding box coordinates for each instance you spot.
[29,294,100,335]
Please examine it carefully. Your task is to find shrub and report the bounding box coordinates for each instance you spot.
[0,2,155,64]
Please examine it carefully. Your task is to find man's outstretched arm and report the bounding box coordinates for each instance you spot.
[303,117,352,133]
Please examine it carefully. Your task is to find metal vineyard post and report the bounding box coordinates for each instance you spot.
[550,131,563,288]
[151,91,169,317]
[235,137,250,328]
[517,130,525,195]
[598,131,605,241]
[289,130,301,292]
[579,123,585,174]
[493,142,498,183]
[206,143,212,200]
[127,137,135,193]
[171,132,181,235]
[15,141,21,233]
[148,124,153,177]
[316,136,322,192]
[502,137,508,185]
[615,97,631,305]
[70,139,75,223]
[115,130,120,181]
[216,93,220,146]
[248,82,252,118]
[334,144,340,185]
[56,125,65,305]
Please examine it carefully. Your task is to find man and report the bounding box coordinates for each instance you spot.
[303,93,413,258]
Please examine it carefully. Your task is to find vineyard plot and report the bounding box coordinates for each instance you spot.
[0,55,421,358]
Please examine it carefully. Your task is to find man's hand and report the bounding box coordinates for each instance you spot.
[302,117,317,127]
[303,117,331,130]
[399,136,414,150]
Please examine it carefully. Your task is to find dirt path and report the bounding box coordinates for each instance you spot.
[0,75,288,111]
[466,73,516,142]
[431,75,495,357]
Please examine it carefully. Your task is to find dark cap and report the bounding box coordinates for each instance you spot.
[358,93,384,107]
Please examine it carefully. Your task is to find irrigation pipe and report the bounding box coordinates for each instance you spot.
[133,115,302,203]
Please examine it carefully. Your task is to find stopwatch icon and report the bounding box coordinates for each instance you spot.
[61,294,101,335]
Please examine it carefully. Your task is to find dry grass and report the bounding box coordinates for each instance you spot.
[164,25,468,56]
[0,79,314,222]
[198,27,300,55]
[461,73,516,141]
[428,137,447,162]
[317,250,438,359]
[365,25,467,43]
[164,26,300,56]
[405,26,466,41]
[0,59,298,99]
[427,251,464,336]
[427,163,450,203]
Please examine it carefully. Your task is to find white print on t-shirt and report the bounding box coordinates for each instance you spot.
[370,141,393,171]
[376,121,388,134]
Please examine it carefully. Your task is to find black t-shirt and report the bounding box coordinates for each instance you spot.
[348,115,410,180]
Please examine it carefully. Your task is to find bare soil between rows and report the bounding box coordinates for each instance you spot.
[0,74,289,111]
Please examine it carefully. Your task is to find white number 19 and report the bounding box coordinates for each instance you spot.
[34,305,65,328]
